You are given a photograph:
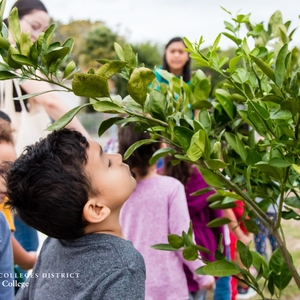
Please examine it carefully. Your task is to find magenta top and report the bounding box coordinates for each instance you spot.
[120,175,212,300]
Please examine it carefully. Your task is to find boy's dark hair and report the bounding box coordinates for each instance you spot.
[5,129,92,240]
[118,124,160,177]
[163,37,191,83]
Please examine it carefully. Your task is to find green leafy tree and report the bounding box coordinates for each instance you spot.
[1,3,300,298]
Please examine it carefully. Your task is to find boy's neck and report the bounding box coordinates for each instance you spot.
[84,210,124,238]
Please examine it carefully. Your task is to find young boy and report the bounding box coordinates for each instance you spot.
[4,129,145,300]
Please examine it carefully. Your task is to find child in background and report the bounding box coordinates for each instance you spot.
[3,129,145,300]
[0,172,14,300]
[0,114,36,295]
[118,124,214,300]
[162,156,231,300]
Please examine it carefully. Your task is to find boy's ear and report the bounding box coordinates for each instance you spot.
[83,199,111,223]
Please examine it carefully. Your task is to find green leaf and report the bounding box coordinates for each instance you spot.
[190,187,215,197]
[123,139,158,160]
[215,89,234,119]
[232,68,249,84]
[124,43,136,69]
[0,36,10,50]
[284,197,300,209]
[96,60,127,79]
[269,249,293,290]
[222,32,242,45]
[215,249,226,261]
[199,168,225,188]
[93,101,125,114]
[173,126,194,151]
[269,109,292,120]
[243,219,259,234]
[63,61,77,79]
[8,8,21,45]
[98,117,123,137]
[149,147,176,165]
[168,234,184,249]
[127,67,155,108]
[255,162,283,180]
[72,73,110,98]
[250,250,269,278]
[282,208,300,220]
[0,71,18,80]
[186,130,206,161]
[148,90,167,121]
[192,100,213,110]
[225,132,248,162]
[183,246,199,261]
[269,158,292,168]
[205,159,229,170]
[206,217,232,228]
[250,54,275,82]
[196,260,240,276]
[198,109,211,134]
[44,47,70,69]
[151,244,178,251]
[114,42,124,60]
[43,24,56,49]
[11,54,34,66]
[292,164,300,174]
[275,43,288,87]
[47,103,92,131]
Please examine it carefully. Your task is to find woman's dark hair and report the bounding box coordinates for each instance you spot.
[3,0,48,26]
[162,37,191,83]
[162,154,192,186]
[5,129,92,240]
[118,124,160,178]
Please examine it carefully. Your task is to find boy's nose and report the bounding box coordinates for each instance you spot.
[110,153,123,164]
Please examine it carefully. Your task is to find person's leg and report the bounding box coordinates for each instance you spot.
[266,212,278,253]
[191,290,207,300]
[254,218,268,258]
[214,245,231,300]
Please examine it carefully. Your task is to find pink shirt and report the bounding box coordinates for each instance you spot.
[120,175,212,300]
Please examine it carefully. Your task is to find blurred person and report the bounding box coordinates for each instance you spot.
[119,124,214,300]
[0,114,37,296]
[2,0,89,278]
[154,36,191,84]
[162,156,231,300]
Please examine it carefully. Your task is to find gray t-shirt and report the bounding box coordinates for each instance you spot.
[15,233,145,300]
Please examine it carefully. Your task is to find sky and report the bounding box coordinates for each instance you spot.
[4,0,300,49]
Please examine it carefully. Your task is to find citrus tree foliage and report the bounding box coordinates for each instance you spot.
[1,3,300,298]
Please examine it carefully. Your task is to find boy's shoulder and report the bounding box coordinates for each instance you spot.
[16,234,146,299]
[43,234,144,270]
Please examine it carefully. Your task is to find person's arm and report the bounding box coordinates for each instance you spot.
[223,208,251,246]
[11,235,37,270]
[20,79,90,138]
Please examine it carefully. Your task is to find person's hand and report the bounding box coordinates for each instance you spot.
[239,234,252,246]
[199,275,215,290]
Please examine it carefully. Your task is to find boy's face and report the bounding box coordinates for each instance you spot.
[0,142,16,202]
[85,140,136,209]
